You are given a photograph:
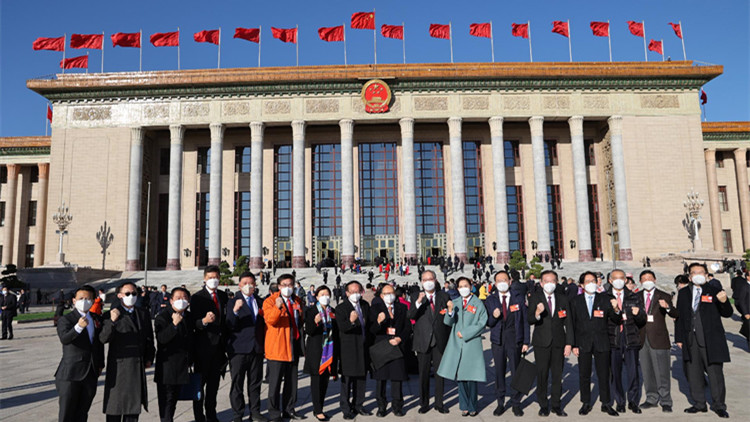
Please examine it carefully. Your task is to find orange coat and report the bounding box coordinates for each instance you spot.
[89,297,104,315]
[262,292,304,362]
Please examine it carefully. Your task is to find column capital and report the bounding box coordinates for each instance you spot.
[399,117,414,137]
[568,115,584,137]
[291,120,306,140]
[704,149,717,163]
[169,124,185,143]
[209,122,225,140]
[489,116,504,137]
[131,126,144,144]
[607,115,623,134]
[339,119,354,135]
[447,116,462,136]
[733,147,748,160]
[6,163,19,179]
[249,121,265,134]
[528,116,544,136]
[38,162,50,179]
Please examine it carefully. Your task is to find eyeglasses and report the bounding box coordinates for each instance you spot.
[122,292,136,297]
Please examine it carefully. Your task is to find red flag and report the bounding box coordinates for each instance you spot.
[234,27,260,43]
[627,21,644,37]
[469,23,492,38]
[150,31,180,47]
[351,12,375,30]
[648,39,663,55]
[111,32,141,48]
[381,24,403,40]
[194,30,219,45]
[669,22,683,39]
[60,55,89,69]
[429,24,451,39]
[47,105,53,122]
[590,21,610,37]
[318,25,344,42]
[511,23,529,39]
[271,27,297,43]
[32,36,65,51]
[70,34,103,49]
[700,90,707,105]
[551,21,569,37]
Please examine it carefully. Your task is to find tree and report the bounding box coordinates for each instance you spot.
[508,251,529,272]
[527,255,544,280]
[744,249,750,268]
[219,260,235,285]
[232,255,249,278]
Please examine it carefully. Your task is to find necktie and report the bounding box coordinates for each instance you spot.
[212,291,219,311]
[286,299,300,340]
[501,295,508,320]
[645,292,652,312]
[429,295,435,312]
[587,295,593,318]
[693,288,701,312]
[354,302,365,337]
[246,296,255,322]
[388,305,394,319]
[463,298,468,309]
[547,295,553,314]
[617,292,623,332]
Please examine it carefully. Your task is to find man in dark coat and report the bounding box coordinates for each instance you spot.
[0,286,17,339]
[335,281,371,419]
[734,271,750,349]
[190,265,228,422]
[55,285,105,422]
[100,281,155,421]
[675,263,733,418]
[153,284,170,318]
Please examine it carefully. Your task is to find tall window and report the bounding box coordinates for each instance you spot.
[722,230,733,253]
[274,145,293,238]
[507,186,525,254]
[544,140,559,167]
[197,147,210,174]
[588,185,603,259]
[195,193,210,266]
[234,192,251,258]
[0,202,5,226]
[27,201,37,226]
[313,144,342,237]
[504,140,520,167]
[584,139,596,166]
[29,166,39,183]
[547,184,563,257]
[715,151,725,168]
[415,142,446,235]
[463,141,484,234]
[24,245,34,268]
[359,143,399,236]
[235,146,251,173]
[159,148,170,175]
[0,167,6,184]
[718,186,729,211]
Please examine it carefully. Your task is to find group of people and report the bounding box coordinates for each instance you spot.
[52,261,748,422]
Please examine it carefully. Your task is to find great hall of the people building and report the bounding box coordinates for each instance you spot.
[0,61,748,271]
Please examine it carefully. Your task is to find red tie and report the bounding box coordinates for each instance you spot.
[287,299,300,340]
[429,295,435,312]
[212,291,219,311]
[501,295,508,320]
[463,298,468,308]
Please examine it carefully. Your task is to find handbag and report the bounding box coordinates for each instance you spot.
[510,352,537,395]
[178,370,203,401]
[369,339,403,371]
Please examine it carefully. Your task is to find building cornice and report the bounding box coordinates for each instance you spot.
[702,121,750,142]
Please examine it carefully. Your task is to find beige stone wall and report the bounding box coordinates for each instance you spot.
[713,151,748,253]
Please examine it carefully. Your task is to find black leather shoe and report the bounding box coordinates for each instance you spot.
[512,406,524,417]
[640,402,657,410]
[493,406,506,416]
[539,407,550,417]
[616,404,626,413]
[356,408,372,416]
[418,407,429,414]
[714,409,729,418]
[684,406,707,414]
[579,404,592,415]
[284,412,306,420]
[551,408,568,417]
[376,409,387,418]
[394,409,405,417]
[252,413,269,422]
[342,413,355,420]
[435,406,449,414]
[661,406,672,413]
[601,405,619,416]
[628,403,641,414]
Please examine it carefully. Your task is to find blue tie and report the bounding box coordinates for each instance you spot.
[587,295,594,318]
[246,297,255,322]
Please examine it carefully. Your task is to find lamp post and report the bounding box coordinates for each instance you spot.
[683,189,704,251]
[52,201,73,265]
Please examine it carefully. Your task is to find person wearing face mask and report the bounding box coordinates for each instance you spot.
[637,270,678,413]
[734,271,750,350]
[606,269,647,414]
[55,285,105,422]
[407,270,452,414]
[484,270,529,416]
[0,286,17,339]
[335,281,372,419]
[304,286,339,422]
[570,271,622,417]
[263,274,305,422]
[190,265,229,422]
[674,263,733,418]
[437,277,488,417]
[100,281,155,422]
[153,287,194,422]
[226,272,267,422]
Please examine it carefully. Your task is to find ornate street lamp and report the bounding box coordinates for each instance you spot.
[52,201,73,265]
[683,189,704,251]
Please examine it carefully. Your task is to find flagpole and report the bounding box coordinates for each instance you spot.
[402,22,406,64]
[139,29,143,71]
[218,27,221,69]
[177,27,181,70]
[490,21,495,62]
[101,31,105,72]
[86,52,89,74]
[527,21,533,62]
[258,26,262,67]
[45,104,49,136]
[567,20,572,62]
[449,22,454,64]
[296,25,299,67]
[343,23,348,66]
[642,21,648,61]
[661,38,665,61]
[680,21,687,60]
[373,8,377,65]
[607,20,612,62]
[62,33,66,74]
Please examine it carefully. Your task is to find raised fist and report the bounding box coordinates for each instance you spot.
[716,291,727,303]
[350,310,359,323]
[275,297,284,309]
[78,316,89,329]
[417,292,425,305]
[314,313,322,324]
[610,298,619,311]
[172,312,183,326]
[631,306,640,315]
[658,299,669,309]
[202,311,216,325]
[110,308,120,322]
[493,308,501,318]
[234,299,244,313]
[535,302,545,316]
[377,312,386,324]
[447,300,454,313]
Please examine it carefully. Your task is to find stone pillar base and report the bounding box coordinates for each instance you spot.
[537,251,551,262]
[165,259,181,271]
[207,258,221,266]
[455,253,468,264]
[249,257,264,269]
[292,256,306,268]
[496,251,511,264]
[404,254,418,265]
[342,255,355,267]
[619,249,633,261]
[578,250,594,262]
[125,259,141,271]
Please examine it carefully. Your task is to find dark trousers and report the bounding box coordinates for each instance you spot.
[491,342,523,407]
[417,347,445,408]
[457,381,478,412]
[578,350,611,405]
[106,415,139,422]
[1,313,13,338]
[310,374,330,415]
[56,370,98,422]
[687,333,726,411]
[339,376,366,413]
[193,369,221,421]
[609,344,641,406]
[157,383,181,422]
[229,352,264,421]
[376,380,403,411]
[267,359,299,420]
[534,346,564,409]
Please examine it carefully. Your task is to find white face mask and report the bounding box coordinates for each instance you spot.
[75,299,93,313]
[496,282,509,293]
[205,278,220,290]
[691,275,706,286]
[458,287,471,298]
[383,294,396,305]
[611,278,626,290]
[422,281,435,292]
[348,293,361,303]
[172,299,189,311]
[241,284,255,296]
[99,293,106,301]
[543,283,557,294]
[318,295,331,306]
[122,294,137,307]
[1,290,7,296]
[641,280,655,291]
[280,286,293,297]
[584,283,598,294]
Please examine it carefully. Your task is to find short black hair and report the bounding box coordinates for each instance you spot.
[674,274,689,286]
[455,276,472,287]
[118,281,138,292]
[346,280,364,292]
[204,265,220,276]
[493,270,510,281]
[161,284,167,288]
[579,271,597,285]
[74,285,96,298]
[277,274,295,285]
[239,272,256,283]
[315,285,331,296]
[540,270,558,282]
[687,262,708,274]
[639,270,656,280]
[171,287,191,298]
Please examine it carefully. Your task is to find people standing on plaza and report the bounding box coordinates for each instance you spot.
[0,285,17,339]
[100,281,155,422]
[437,277,488,417]
[637,270,678,412]
[335,281,372,419]
[190,265,229,422]
[153,287,194,422]
[54,285,104,422]
[485,270,529,416]
[675,263,733,418]
[304,286,339,422]
[733,271,750,349]
[226,272,266,422]
[263,274,305,422]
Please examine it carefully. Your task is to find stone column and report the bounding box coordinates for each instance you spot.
[207,123,224,266]
[292,120,307,268]
[733,148,750,248]
[34,163,49,267]
[2,164,19,265]
[399,118,417,263]
[608,115,632,260]
[125,127,144,271]
[569,116,594,261]
[529,116,551,259]
[704,149,723,252]
[249,122,265,269]
[340,119,355,267]
[448,117,468,263]
[166,125,184,270]
[489,117,510,263]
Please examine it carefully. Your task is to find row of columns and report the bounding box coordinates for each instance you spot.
[0,162,49,267]
[705,147,750,252]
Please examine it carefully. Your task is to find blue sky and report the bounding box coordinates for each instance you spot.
[1,0,748,136]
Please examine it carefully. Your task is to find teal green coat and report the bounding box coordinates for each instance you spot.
[436,294,488,382]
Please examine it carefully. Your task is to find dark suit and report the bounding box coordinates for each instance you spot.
[0,292,17,338]
[407,290,451,409]
[335,299,371,415]
[528,291,574,409]
[370,301,412,413]
[638,288,678,407]
[226,292,266,422]
[674,283,733,411]
[571,292,622,406]
[607,289,646,408]
[190,287,228,422]
[485,288,529,408]
[154,308,194,422]
[55,309,105,422]
[734,281,750,347]
[304,305,339,415]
